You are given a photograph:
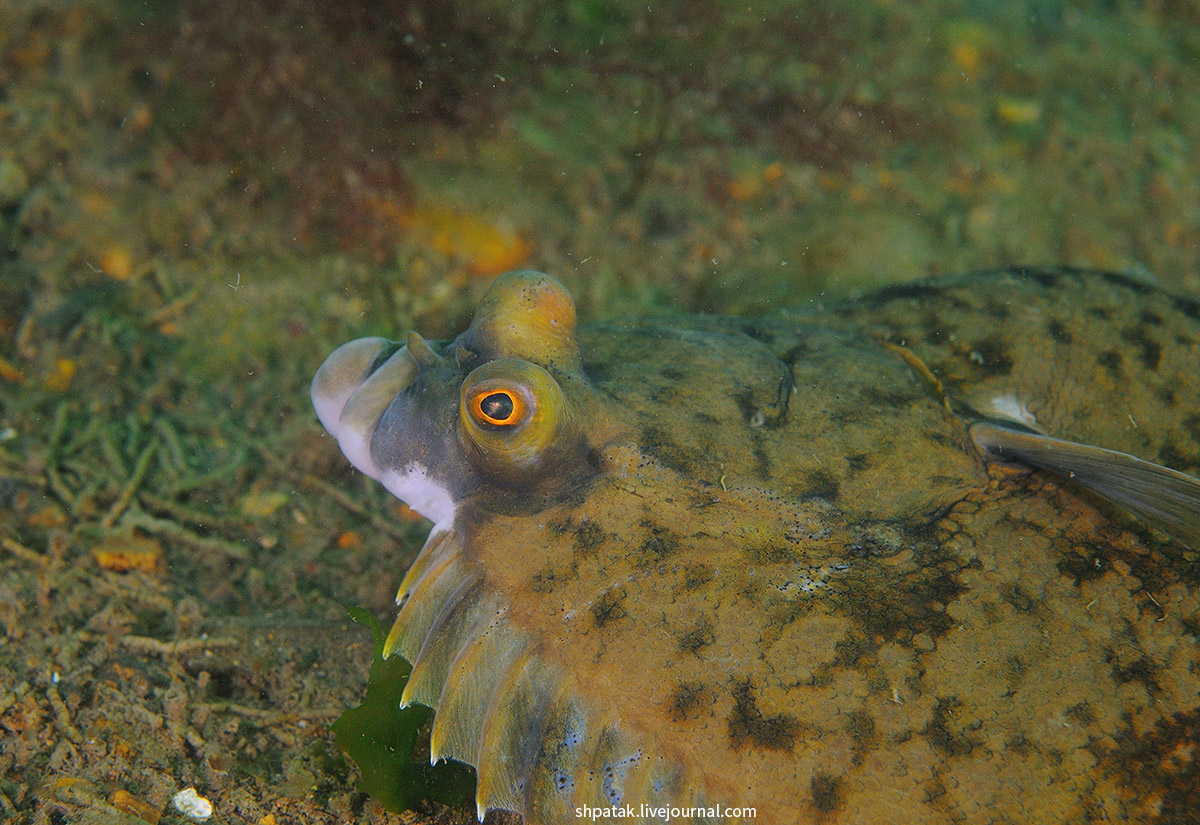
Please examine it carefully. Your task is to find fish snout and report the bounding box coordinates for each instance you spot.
[311,337,418,480]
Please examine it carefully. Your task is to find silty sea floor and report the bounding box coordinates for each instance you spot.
[2,1,1199,823]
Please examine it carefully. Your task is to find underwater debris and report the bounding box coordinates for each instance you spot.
[171,787,212,821]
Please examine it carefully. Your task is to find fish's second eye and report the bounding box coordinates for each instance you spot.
[475,390,520,425]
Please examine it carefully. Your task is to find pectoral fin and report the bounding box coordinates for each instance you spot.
[971,421,1200,549]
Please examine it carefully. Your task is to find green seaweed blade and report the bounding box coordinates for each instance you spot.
[332,606,476,813]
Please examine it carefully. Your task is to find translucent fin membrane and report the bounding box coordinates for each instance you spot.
[383,529,466,662]
[972,422,1200,549]
[395,529,462,605]
[474,652,558,817]
[430,614,525,767]
[524,687,589,822]
[402,579,492,709]
[391,557,471,674]
[570,725,674,814]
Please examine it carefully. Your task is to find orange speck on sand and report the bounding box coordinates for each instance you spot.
[100,245,134,280]
[468,231,532,276]
[996,97,1042,125]
[0,355,24,383]
[817,171,842,191]
[726,174,763,202]
[239,490,289,518]
[10,32,51,68]
[945,165,979,198]
[92,534,164,574]
[28,506,68,529]
[79,191,114,217]
[368,197,532,276]
[951,42,981,77]
[110,789,162,825]
[258,815,279,825]
[110,663,138,680]
[423,209,531,276]
[727,163,785,202]
[64,8,86,33]
[336,531,362,550]
[129,104,152,132]
[45,358,76,392]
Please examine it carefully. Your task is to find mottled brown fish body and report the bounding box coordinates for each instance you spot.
[313,268,1200,824]
[811,267,1200,476]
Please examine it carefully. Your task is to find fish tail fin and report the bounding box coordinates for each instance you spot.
[970,421,1200,550]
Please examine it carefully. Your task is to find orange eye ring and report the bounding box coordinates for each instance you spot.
[458,360,568,475]
[471,388,525,426]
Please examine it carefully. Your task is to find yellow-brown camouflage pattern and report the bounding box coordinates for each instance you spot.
[312,268,1199,824]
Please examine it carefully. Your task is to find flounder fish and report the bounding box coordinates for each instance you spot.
[312,267,1200,824]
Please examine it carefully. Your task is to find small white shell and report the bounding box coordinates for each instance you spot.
[172,787,213,821]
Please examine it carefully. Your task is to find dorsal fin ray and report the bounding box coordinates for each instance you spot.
[971,421,1200,550]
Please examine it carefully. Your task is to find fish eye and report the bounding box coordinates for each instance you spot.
[474,389,521,426]
[459,359,572,477]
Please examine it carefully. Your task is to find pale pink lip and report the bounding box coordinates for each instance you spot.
[311,337,416,480]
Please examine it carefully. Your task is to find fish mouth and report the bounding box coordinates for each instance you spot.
[311,337,417,481]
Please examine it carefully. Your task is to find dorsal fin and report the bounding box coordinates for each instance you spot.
[971,421,1200,549]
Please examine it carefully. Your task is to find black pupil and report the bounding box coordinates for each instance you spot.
[480,392,514,421]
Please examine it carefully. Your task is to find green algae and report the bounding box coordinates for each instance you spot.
[332,607,476,814]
